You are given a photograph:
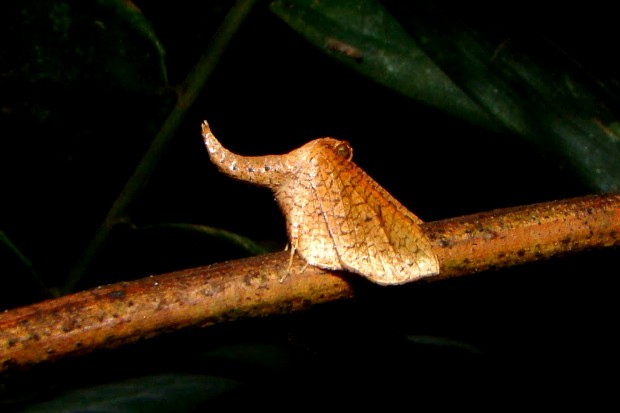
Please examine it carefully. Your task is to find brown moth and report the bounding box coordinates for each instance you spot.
[202,121,439,285]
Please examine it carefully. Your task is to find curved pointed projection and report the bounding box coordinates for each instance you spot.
[202,121,439,285]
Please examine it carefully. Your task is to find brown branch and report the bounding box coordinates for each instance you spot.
[1,194,619,372]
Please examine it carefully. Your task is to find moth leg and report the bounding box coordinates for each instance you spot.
[280,240,298,283]
[299,261,310,273]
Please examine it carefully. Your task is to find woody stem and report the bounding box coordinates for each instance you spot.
[1,193,618,372]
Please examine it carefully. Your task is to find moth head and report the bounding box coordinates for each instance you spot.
[282,138,355,180]
[334,141,353,162]
[298,138,353,162]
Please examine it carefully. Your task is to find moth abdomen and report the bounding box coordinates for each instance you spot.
[201,121,287,189]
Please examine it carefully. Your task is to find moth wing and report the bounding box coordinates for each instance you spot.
[312,155,439,285]
[276,168,342,270]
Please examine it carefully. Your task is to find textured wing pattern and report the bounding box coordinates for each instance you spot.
[203,121,439,285]
[296,140,439,285]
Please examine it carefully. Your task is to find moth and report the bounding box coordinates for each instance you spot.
[202,121,439,285]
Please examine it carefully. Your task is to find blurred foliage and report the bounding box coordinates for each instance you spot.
[139,223,270,256]
[19,374,240,413]
[7,0,167,95]
[1,0,175,301]
[272,0,620,192]
[270,0,499,131]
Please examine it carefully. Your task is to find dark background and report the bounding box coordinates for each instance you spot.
[1,0,617,410]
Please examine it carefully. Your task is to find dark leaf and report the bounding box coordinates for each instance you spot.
[271,0,620,192]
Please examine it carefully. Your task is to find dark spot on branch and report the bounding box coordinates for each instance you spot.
[107,289,126,300]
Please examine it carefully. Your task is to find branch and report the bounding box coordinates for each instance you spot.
[1,194,619,372]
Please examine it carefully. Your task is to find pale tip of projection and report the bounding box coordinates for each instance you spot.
[201,120,218,155]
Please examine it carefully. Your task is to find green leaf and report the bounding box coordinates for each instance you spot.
[12,0,167,92]
[140,223,270,256]
[0,229,36,278]
[0,228,49,299]
[271,0,620,192]
[270,0,501,132]
[383,2,620,193]
[21,374,240,413]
